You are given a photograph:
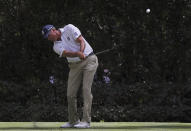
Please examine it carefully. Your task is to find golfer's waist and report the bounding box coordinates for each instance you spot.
[68,52,94,64]
[87,52,94,57]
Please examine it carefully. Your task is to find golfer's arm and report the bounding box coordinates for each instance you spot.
[62,50,79,57]
[76,35,85,52]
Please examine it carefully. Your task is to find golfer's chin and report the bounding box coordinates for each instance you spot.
[50,39,57,42]
[48,37,57,42]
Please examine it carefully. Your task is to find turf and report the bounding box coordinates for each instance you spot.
[0,122,191,131]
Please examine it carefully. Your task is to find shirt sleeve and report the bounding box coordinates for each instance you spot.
[69,24,81,40]
[53,44,65,58]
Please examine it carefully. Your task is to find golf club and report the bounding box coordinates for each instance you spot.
[95,43,120,55]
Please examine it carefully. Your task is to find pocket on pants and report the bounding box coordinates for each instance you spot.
[86,55,98,70]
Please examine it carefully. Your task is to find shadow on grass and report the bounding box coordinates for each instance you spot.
[0,125,191,130]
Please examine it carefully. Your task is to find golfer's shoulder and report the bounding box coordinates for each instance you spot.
[64,24,77,30]
[66,24,81,32]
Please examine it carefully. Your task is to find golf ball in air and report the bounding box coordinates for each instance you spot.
[146,8,150,13]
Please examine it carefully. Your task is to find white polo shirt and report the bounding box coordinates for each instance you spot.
[53,24,93,63]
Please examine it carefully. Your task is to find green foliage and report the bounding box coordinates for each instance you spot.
[0,0,191,122]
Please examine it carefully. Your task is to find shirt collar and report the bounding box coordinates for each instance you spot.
[58,28,65,34]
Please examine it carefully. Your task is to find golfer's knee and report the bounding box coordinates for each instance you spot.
[67,95,76,101]
[83,93,93,100]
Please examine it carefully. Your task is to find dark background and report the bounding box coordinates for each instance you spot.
[0,0,191,122]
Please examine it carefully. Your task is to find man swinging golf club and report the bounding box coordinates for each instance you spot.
[42,24,98,128]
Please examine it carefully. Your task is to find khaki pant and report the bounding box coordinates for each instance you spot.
[67,55,98,124]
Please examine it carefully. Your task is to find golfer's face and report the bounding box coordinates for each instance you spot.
[48,29,58,42]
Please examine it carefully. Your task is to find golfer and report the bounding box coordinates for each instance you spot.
[42,24,98,128]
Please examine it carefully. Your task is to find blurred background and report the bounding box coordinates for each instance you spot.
[0,0,191,122]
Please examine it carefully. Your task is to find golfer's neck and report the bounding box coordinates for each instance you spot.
[57,30,62,41]
[57,36,61,41]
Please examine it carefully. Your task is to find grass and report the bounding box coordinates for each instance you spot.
[0,122,191,131]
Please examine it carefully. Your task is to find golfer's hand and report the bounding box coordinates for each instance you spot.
[77,52,85,60]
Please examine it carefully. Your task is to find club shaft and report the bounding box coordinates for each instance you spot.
[95,48,113,55]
